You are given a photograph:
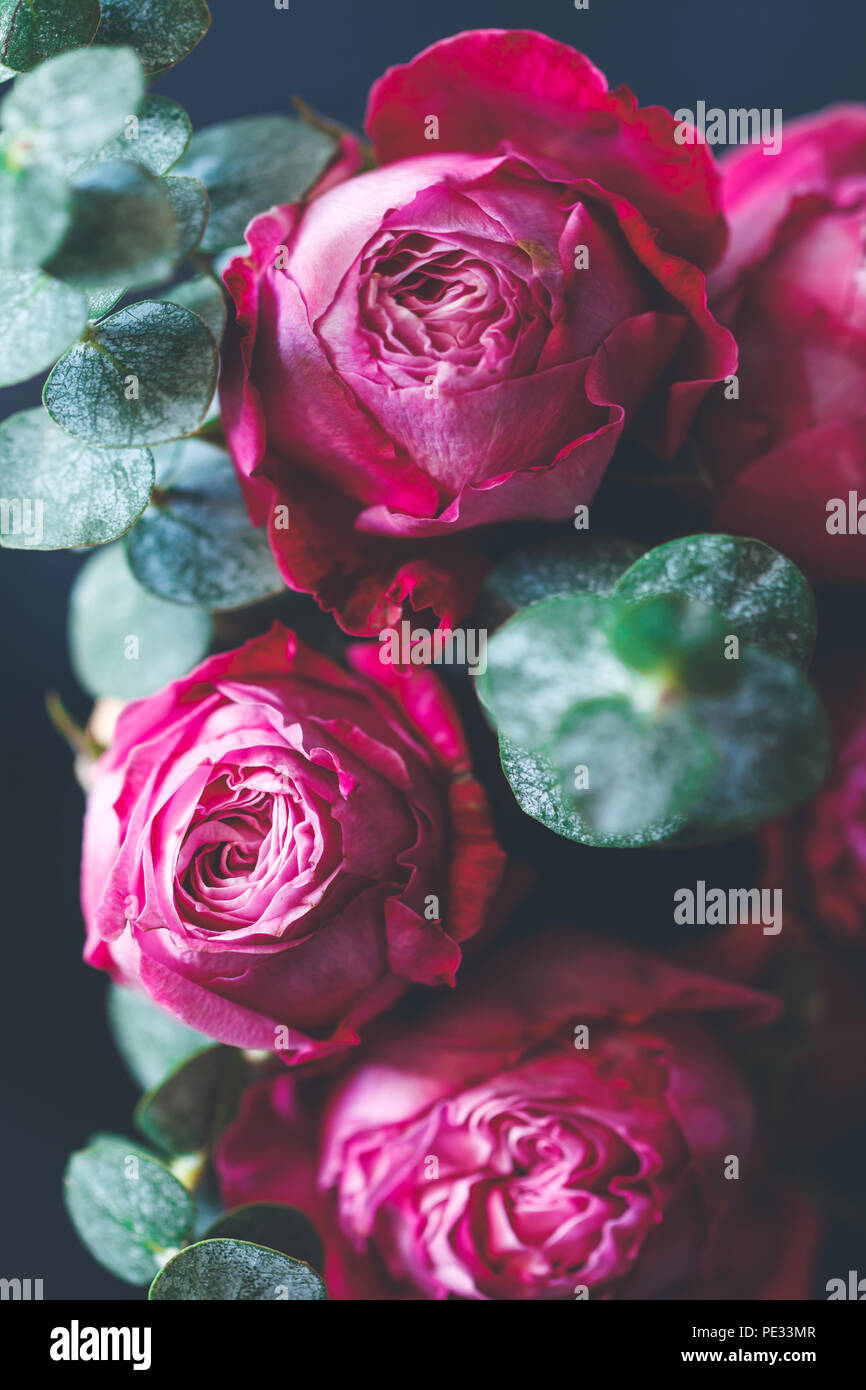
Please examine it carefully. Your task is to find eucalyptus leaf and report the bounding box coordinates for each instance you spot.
[126,439,282,609]
[500,736,699,849]
[0,0,101,72]
[44,301,219,446]
[149,1239,328,1301]
[86,285,126,320]
[551,697,716,843]
[481,535,643,629]
[609,594,740,697]
[108,984,214,1092]
[613,534,817,669]
[48,160,179,289]
[476,594,633,749]
[135,1046,245,1157]
[161,274,225,343]
[79,96,192,177]
[1,46,145,169]
[0,408,152,548]
[498,649,830,849]
[176,115,336,251]
[64,1143,194,1285]
[86,1133,163,1165]
[678,648,832,842]
[160,174,209,258]
[0,162,70,268]
[68,543,213,698]
[203,1206,324,1275]
[485,575,831,849]
[95,0,211,75]
[0,269,86,385]
[500,738,587,843]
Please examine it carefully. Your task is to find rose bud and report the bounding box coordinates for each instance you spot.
[697,106,866,583]
[218,928,787,1300]
[81,625,505,1064]
[221,29,735,634]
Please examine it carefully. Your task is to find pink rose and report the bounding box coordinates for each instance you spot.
[221,29,735,634]
[218,929,786,1299]
[81,626,505,1064]
[698,106,866,583]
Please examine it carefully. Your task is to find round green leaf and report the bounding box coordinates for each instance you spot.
[108,984,214,1092]
[135,1047,245,1158]
[0,162,70,268]
[149,1240,328,1301]
[69,543,214,698]
[161,273,225,343]
[500,736,694,850]
[127,439,282,609]
[0,0,101,72]
[499,737,588,844]
[81,95,192,176]
[44,301,219,446]
[160,174,208,258]
[0,268,86,385]
[2,46,145,169]
[48,160,179,289]
[176,115,336,251]
[498,651,829,850]
[551,697,716,843]
[0,408,153,548]
[609,594,740,697]
[64,1143,194,1285]
[613,534,817,669]
[477,594,632,749]
[86,1133,163,1165]
[203,1206,324,1275]
[481,535,644,629]
[86,284,125,320]
[95,0,211,75]
[678,648,832,842]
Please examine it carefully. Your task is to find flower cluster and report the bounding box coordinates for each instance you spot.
[60,27,866,1302]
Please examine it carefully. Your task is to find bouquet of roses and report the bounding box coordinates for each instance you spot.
[3,4,865,1302]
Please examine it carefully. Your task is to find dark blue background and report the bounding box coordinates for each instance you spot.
[1,0,862,1301]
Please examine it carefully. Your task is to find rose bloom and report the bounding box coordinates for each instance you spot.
[217,929,818,1300]
[221,29,735,634]
[81,625,505,1064]
[697,106,866,583]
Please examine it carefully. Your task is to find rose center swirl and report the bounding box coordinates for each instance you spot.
[359,231,552,382]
